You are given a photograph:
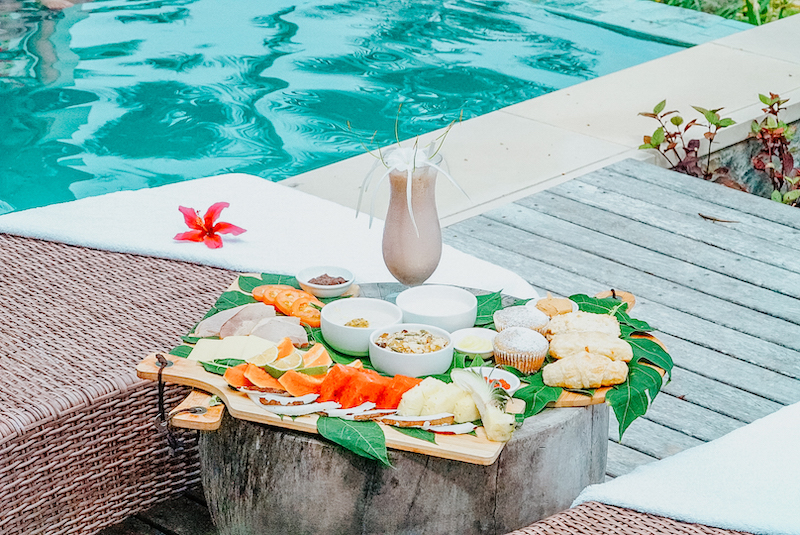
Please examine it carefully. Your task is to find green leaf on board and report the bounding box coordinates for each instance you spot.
[475,292,503,326]
[200,358,246,376]
[452,351,467,370]
[169,345,193,358]
[606,361,663,440]
[626,338,674,379]
[316,417,391,466]
[564,388,595,397]
[468,354,488,368]
[570,294,653,333]
[208,395,222,407]
[181,335,219,344]
[306,326,376,370]
[237,273,300,294]
[395,427,437,444]
[203,291,257,319]
[513,374,563,418]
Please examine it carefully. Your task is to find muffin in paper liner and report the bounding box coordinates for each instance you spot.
[492,327,549,374]
[493,306,549,334]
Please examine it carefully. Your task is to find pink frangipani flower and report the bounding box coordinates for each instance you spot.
[174,202,246,249]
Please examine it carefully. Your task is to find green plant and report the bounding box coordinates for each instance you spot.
[653,0,800,24]
[638,100,735,181]
[750,93,800,206]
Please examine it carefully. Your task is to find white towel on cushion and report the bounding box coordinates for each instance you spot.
[574,401,800,535]
[0,173,536,299]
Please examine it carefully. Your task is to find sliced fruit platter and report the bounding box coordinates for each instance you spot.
[138,272,674,466]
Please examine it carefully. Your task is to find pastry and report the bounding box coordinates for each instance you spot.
[542,352,628,389]
[492,327,549,374]
[548,331,633,362]
[531,292,576,318]
[543,311,621,340]
[493,306,549,333]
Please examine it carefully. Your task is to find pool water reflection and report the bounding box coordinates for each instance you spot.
[0,0,681,212]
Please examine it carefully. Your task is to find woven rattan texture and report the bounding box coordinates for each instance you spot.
[0,235,234,534]
[506,501,753,535]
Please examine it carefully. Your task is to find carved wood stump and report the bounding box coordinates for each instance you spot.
[200,404,608,535]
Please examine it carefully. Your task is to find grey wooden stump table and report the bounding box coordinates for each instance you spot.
[198,283,608,535]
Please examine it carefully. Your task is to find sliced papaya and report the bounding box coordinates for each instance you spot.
[276,337,295,359]
[319,364,359,402]
[302,343,332,368]
[278,369,326,397]
[223,363,254,389]
[376,375,422,409]
[243,363,286,393]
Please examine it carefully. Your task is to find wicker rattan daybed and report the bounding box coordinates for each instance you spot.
[506,501,753,535]
[0,234,233,534]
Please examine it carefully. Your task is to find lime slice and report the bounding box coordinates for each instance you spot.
[264,351,303,378]
[297,364,330,376]
[248,346,278,367]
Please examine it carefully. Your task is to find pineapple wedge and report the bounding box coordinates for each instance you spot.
[453,392,480,423]
[397,377,446,417]
[421,383,465,416]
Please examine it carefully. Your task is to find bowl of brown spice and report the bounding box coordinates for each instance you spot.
[296,265,354,298]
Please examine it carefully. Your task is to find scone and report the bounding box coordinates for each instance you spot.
[543,311,621,340]
[542,352,628,389]
[493,306,549,334]
[548,331,633,362]
[492,327,549,374]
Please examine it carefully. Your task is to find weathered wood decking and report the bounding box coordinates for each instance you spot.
[444,158,800,478]
[100,158,800,534]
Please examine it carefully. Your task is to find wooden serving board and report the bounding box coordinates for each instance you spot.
[137,353,507,465]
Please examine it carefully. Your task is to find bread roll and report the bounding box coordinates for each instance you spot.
[548,331,633,362]
[542,352,628,389]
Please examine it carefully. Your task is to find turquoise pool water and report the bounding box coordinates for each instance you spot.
[0,0,683,213]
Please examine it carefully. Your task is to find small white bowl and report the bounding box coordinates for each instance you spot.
[321,298,403,356]
[296,265,354,298]
[474,366,521,395]
[525,295,578,316]
[450,327,497,358]
[395,285,478,333]
[368,323,454,378]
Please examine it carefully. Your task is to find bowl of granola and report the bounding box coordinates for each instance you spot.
[368,323,454,377]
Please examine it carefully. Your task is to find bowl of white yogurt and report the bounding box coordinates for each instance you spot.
[395,285,478,333]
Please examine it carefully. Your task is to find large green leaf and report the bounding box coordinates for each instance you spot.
[237,273,300,293]
[200,358,246,376]
[606,360,663,440]
[203,290,257,319]
[169,345,193,358]
[316,417,391,466]
[513,374,562,418]
[395,427,437,444]
[474,291,503,326]
[626,337,674,380]
[570,294,653,333]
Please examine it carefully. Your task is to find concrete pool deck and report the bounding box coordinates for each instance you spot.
[283,14,800,227]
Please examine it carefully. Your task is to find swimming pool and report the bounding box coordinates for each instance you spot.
[0,0,686,213]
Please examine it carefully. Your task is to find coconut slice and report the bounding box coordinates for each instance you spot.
[323,402,376,418]
[379,413,455,428]
[426,422,478,434]
[260,401,341,416]
[243,391,318,406]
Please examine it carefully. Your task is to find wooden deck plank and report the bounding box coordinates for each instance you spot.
[445,216,800,353]
[577,167,800,251]
[483,202,800,323]
[610,159,800,231]
[655,332,800,405]
[641,393,744,442]
[443,229,800,379]
[515,191,800,300]
[605,442,658,479]
[548,179,798,272]
[661,368,784,423]
[607,415,703,459]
